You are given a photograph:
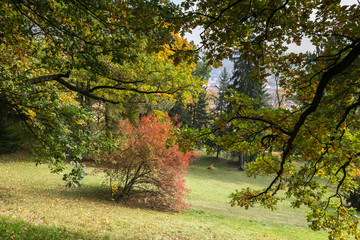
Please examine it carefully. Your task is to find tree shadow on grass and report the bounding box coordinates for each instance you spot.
[24,182,173,213]
[0,150,35,163]
[46,184,113,204]
[0,214,106,240]
[193,155,241,170]
[49,185,178,212]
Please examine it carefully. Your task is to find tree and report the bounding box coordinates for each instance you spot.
[0,102,23,154]
[230,53,268,109]
[187,56,213,130]
[0,0,201,184]
[209,68,231,158]
[180,0,360,237]
[214,68,231,117]
[169,56,212,130]
[228,53,268,170]
[102,113,194,212]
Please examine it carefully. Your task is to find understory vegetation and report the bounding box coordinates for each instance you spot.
[101,114,194,212]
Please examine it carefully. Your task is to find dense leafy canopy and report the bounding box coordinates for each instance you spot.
[0,0,202,181]
[179,0,360,238]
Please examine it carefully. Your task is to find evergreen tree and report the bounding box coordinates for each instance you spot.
[169,94,193,126]
[211,68,231,158]
[229,53,268,170]
[169,56,212,130]
[230,53,267,109]
[188,87,210,130]
[187,56,213,129]
[214,68,231,116]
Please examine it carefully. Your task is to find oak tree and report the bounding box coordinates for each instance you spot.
[0,0,201,185]
[180,0,360,237]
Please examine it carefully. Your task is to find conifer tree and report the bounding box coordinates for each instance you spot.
[229,53,268,169]
[210,68,231,158]
[169,56,212,130]
[230,53,267,109]
[214,68,231,116]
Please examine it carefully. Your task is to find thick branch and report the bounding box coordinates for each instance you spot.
[201,0,248,34]
[264,0,290,40]
[31,72,70,84]
[55,77,121,104]
[32,72,188,104]
[88,84,190,95]
[336,96,360,130]
[259,40,360,197]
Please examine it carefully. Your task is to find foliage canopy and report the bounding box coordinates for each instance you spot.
[0,0,201,182]
[179,0,360,238]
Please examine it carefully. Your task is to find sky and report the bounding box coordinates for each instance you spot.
[171,0,358,84]
[173,0,358,53]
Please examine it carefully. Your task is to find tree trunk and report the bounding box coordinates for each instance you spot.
[238,151,245,171]
[216,144,220,159]
[104,103,110,136]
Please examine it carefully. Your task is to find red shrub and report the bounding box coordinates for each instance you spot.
[103,113,194,211]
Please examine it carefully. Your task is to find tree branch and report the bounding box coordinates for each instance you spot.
[258,40,360,197]
[31,72,70,84]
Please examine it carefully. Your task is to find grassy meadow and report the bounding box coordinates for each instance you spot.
[0,151,328,240]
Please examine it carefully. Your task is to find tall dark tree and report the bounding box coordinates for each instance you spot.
[210,68,231,158]
[214,68,231,116]
[0,102,22,154]
[230,53,268,109]
[187,88,210,129]
[169,94,192,126]
[228,53,268,170]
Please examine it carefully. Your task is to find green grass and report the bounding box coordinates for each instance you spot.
[0,151,328,239]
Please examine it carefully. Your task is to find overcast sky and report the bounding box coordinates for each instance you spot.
[173,0,358,53]
[171,0,358,82]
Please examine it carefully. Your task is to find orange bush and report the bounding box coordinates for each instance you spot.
[103,113,194,211]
